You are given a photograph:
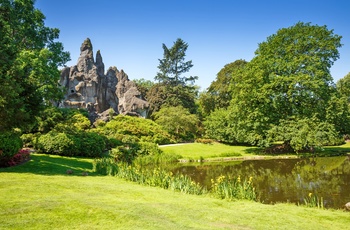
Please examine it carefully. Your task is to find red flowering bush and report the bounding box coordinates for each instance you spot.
[2,149,30,167]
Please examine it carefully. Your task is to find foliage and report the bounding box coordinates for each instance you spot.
[211,175,257,201]
[267,117,343,152]
[5,149,31,167]
[93,157,119,176]
[133,152,182,166]
[195,138,215,144]
[199,60,247,116]
[133,78,155,100]
[204,108,240,144]
[155,38,197,86]
[153,105,199,141]
[214,22,344,149]
[302,193,324,209]
[33,107,89,133]
[36,131,106,157]
[93,115,174,145]
[110,141,163,164]
[146,83,198,115]
[94,161,206,195]
[0,0,70,132]
[336,72,350,103]
[0,132,23,166]
[148,38,198,115]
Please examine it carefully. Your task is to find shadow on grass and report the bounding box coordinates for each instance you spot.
[0,153,99,176]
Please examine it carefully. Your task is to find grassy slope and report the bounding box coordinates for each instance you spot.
[1,154,349,229]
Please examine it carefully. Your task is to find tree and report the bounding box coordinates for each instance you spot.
[0,0,70,132]
[199,59,247,116]
[153,106,199,141]
[336,72,350,102]
[149,39,198,115]
[155,38,197,86]
[211,22,343,149]
[133,78,154,100]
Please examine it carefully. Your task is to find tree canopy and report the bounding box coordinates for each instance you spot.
[199,59,247,116]
[0,0,70,132]
[205,22,345,150]
[148,38,198,115]
[155,38,197,86]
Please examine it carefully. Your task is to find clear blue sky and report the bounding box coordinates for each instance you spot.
[35,0,350,90]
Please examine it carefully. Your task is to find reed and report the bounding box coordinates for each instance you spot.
[303,192,324,209]
[211,175,257,201]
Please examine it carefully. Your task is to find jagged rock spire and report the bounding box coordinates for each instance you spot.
[58,38,149,120]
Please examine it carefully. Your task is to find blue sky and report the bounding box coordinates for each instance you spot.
[35,0,350,90]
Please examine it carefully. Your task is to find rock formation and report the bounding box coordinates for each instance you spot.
[58,38,149,121]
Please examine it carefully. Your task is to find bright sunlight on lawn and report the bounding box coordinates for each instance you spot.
[1,153,349,229]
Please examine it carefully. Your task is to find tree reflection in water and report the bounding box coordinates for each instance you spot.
[167,156,350,209]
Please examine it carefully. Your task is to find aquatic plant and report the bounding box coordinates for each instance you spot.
[211,175,257,201]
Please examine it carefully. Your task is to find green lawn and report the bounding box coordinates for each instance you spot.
[1,154,349,229]
[160,143,258,160]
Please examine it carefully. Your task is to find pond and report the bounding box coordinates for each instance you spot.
[167,156,350,209]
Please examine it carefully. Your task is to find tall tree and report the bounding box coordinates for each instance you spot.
[206,22,343,149]
[336,72,350,102]
[199,59,247,116]
[0,0,70,132]
[155,38,197,86]
[149,38,198,115]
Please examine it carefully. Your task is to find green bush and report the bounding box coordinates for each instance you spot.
[36,131,106,157]
[33,107,89,134]
[0,132,23,166]
[21,133,41,147]
[137,142,162,156]
[110,141,163,164]
[94,115,174,145]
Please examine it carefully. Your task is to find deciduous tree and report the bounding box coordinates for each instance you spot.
[0,0,70,132]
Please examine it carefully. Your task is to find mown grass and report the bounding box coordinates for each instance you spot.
[1,153,349,229]
[160,143,266,161]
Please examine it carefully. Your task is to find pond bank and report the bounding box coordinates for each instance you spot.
[178,155,299,163]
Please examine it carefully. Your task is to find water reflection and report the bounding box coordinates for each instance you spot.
[166,156,350,209]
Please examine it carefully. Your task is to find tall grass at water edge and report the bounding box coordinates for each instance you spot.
[93,157,258,200]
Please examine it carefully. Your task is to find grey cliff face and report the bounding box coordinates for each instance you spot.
[58,38,149,120]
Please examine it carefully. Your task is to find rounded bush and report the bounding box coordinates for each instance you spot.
[36,131,106,157]
[0,132,23,166]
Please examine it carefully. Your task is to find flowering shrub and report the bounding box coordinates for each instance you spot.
[3,149,30,167]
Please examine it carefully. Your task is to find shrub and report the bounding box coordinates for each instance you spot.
[79,132,106,157]
[0,132,23,166]
[36,132,77,156]
[6,149,31,167]
[21,133,41,147]
[94,115,174,145]
[109,141,163,164]
[195,138,215,144]
[93,157,119,176]
[36,131,106,157]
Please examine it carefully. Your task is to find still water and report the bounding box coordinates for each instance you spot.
[168,156,350,209]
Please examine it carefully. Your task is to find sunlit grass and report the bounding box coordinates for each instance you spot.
[0,154,349,229]
[160,142,262,161]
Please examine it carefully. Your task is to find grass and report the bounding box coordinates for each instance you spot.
[161,142,350,162]
[1,153,350,229]
[160,143,256,159]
